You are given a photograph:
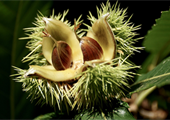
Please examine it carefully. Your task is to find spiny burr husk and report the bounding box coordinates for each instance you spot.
[12,1,142,112]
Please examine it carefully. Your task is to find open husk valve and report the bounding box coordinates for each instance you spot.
[24,13,117,82]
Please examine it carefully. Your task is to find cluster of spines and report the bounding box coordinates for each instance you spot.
[20,10,84,65]
[85,1,143,57]
[12,1,141,112]
[70,57,139,110]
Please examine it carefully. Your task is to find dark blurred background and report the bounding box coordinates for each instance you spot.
[0,0,170,119]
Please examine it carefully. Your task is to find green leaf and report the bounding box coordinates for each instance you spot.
[113,107,135,120]
[0,1,52,119]
[139,9,170,74]
[143,9,170,59]
[131,56,170,93]
[74,107,135,120]
[34,112,56,120]
[74,99,134,120]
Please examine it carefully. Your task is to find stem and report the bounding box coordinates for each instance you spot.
[10,0,23,119]
[135,86,156,107]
